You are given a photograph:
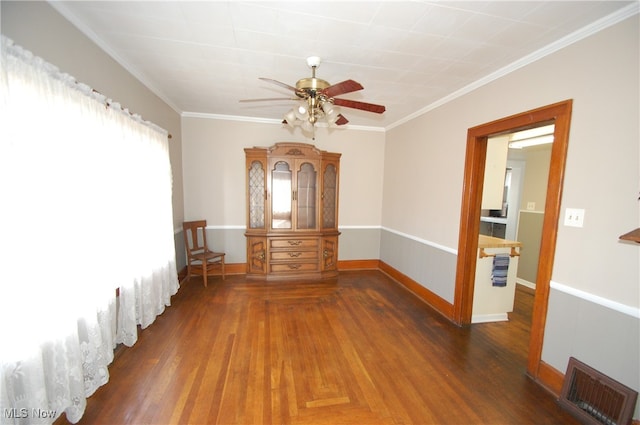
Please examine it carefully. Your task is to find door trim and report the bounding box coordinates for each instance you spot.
[453,100,573,379]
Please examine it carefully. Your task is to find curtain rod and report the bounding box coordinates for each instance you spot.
[92,89,172,139]
[3,35,173,140]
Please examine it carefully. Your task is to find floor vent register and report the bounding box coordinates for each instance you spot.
[559,357,638,425]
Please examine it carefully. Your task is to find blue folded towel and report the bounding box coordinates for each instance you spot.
[491,254,510,287]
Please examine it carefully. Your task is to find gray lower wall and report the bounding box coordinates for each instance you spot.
[379,228,457,303]
[338,227,381,260]
[174,227,244,272]
[204,228,247,264]
[543,285,640,417]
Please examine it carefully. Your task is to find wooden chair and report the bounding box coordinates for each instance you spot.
[183,220,225,287]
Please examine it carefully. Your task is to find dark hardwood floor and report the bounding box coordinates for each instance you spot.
[56,271,577,424]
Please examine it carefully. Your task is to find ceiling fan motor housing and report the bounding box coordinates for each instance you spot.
[295,77,330,95]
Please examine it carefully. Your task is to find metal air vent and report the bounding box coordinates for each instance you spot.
[559,357,638,425]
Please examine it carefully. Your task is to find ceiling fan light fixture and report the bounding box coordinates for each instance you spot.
[294,101,308,120]
[301,119,314,133]
[322,102,339,123]
[284,108,297,127]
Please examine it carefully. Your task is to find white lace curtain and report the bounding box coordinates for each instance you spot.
[0,36,179,424]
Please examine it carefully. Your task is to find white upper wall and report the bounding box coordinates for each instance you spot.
[181,117,385,228]
[384,15,639,307]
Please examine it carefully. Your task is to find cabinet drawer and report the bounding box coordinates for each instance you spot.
[271,251,318,261]
[270,262,319,273]
[270,238,318,249]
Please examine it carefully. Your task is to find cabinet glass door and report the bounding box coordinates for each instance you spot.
[296,162,316,229]
[248,161,265,229]
[272,161,292,229]
[322,163,337,229]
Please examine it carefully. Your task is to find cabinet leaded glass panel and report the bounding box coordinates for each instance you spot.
[248,161,265,229]
[322,164,337,228]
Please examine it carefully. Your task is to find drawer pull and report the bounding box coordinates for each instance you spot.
[288,240,303,246]
[323,249,330,258]
[289,252,302,258]
[288,264,301,270]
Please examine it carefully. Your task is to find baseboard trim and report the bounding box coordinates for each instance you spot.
[224,263,247,275]
[178,263,247,284]
[378,260,455,320]
[516,278,536,290]
[472,313,508,323]
[179,260,382,281]
[337,259,380,270]
[534,360,565,397]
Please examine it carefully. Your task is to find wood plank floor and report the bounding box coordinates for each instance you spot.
[56,271,578,424]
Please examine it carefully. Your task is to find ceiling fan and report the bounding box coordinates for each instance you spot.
[240,56,385,134]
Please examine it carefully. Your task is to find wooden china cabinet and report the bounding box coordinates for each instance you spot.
[245,142,341,280]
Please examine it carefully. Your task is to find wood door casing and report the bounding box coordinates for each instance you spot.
[453,100,573,381]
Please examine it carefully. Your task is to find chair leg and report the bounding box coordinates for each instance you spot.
[203,263,208,288]
[221,256,225,280]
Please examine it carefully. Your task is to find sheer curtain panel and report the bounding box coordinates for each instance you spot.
[0,36,179,424]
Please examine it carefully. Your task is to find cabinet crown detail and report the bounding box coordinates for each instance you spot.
[245,142,341,280]
[285,148,305,156]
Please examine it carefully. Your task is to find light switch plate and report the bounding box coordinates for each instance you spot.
[564,208,585,227]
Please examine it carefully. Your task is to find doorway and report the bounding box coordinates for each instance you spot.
[453,100,573,381]
[474,130,550,324]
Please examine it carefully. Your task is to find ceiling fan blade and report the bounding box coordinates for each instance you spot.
[332,98,386,114]
[323,79,363,97]
[335,114,349,126]
[239,97,296,102]
[259,77,297,92]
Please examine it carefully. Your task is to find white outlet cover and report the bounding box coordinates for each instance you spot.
[564,208,585,227]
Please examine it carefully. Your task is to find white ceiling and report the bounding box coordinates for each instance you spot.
[52,1,637,129]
